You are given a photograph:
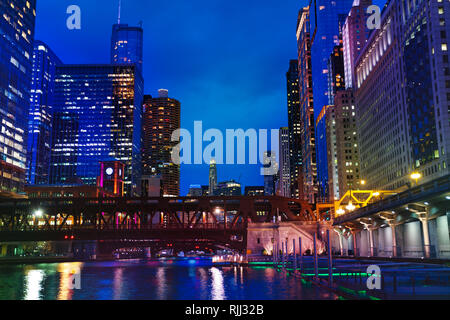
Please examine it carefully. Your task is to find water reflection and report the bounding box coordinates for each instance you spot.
[24,269,44,300]
[113,268,123,300]
[210,267,225,300]
[156,267,166,300]
[57,262,83,300]
[0,259,338,300]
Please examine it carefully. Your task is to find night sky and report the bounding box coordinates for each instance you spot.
[35,0,386,195]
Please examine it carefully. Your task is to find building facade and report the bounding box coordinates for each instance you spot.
[342,0,373,89]
[356,0,450,190]
[297,6,318,203]
[209,159,217,195]
[278,127,291,197]
[142,90,180,197]
[0,0,36,193]
[310,0,354,202]
[27,41,62,185]
[214,180,241,196]
[334,89,360,195]
[323,105,339,201]
[244,186,265,196]
[50,64,143,195]
[111,23,143,71]
[286,60,302,198]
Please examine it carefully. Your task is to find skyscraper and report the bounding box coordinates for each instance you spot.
[342,0,372,89]
[50,64,144,195]
[142,90,180,197]
[111,23,144,71]
[327,43,346,105]
[263,151,277,196]
[0,0,36,193]
[278,127,290,197]
[27,41,62,185]
[297,6,318,203]
[209,159,217,195]
[334,89,360,195]
[323,105,339,201]
[309,0,354,201]
[286,60,302,199]
[355,0,450,190]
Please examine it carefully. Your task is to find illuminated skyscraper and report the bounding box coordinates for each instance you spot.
[334,90,360,195]
[142,90,180,197]
[0,0,36,193]
[27,41,62,185]
[296,6,317,203]
[286,60,302,199]
[278,127,290,197]
[309,0,353,201]
[111,23,143,71]
[342,0,372,89]
[355,0,450,189]
[209,159,217,196]
[327,43,346,105]
[49,64,143,195]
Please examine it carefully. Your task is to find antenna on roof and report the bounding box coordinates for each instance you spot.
[118,0,122,24]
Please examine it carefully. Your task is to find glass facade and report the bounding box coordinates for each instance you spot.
[0,0,36,193]
[49,64,143,195]
[403,7,437,171]
[111,24,143,71]
[27,41,62,185]
[310,0,353,201]
[297,7,317,203]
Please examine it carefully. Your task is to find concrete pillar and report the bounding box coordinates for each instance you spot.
[391,224,398,257]
[368,228,375,257]
[351,231,358,257]
[420,217,431,259]
[338,232,344,256]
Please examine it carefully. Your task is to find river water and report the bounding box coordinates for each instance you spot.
[0,258,338,300]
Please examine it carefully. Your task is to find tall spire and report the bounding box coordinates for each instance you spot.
[118,0,122,24]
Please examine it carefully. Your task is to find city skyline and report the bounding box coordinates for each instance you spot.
[33,0,387,195]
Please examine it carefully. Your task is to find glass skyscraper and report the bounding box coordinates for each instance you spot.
[0,0,36,193]
[309,0,354,201]
[297,6,317,203]
[49,64,143,195]
[27,41,62,185]
[111,24,144,71]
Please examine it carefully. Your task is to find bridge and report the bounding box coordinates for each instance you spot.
[0,196,315,255]
[331,174,450,259]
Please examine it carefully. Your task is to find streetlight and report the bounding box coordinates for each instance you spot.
[33,209,43,217]
[410,172,422,186]
[346,201,356,211]
[360,180,366,186]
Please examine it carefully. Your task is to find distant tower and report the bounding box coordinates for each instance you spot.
[209,160,217,195]
[111,1,143,71]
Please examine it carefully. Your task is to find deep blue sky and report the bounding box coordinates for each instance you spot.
[35,0,385,195]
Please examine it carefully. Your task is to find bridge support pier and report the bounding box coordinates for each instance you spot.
[351,230,359,257]
[419,216,431,259]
